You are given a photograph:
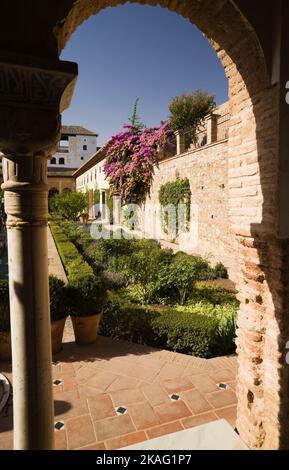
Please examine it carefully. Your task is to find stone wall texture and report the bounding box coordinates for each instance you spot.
[141,137,238,277]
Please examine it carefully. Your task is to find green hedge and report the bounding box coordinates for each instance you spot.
[50,221,93,281]
[100,292,234,358]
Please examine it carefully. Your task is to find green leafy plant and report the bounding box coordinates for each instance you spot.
[49,275,68,322]
[100,291,235,358]
[157,254,211,305]
[67,274,107,317]
[159,178,191,235]
[50,191,88,221]
[128,97,144,129]
[50,221,94,281]
[168,89,215,142]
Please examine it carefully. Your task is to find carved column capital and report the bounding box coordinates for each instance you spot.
[0,54,78,154]
[2,153,49,226]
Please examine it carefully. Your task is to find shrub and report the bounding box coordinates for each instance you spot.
[101,270,127,291]
[50,191,88,221]
[67,275,107,317]
[151,311,218,358]
[100,294,229,358]
[49,275,68,322]
[0,280,10,332]
[50,221,93,281]
[213,262,228,279]
[157,254,211,305]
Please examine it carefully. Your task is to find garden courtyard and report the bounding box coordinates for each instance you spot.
[0,323,237,450]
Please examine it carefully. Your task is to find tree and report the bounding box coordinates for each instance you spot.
[128,98,144,129]
[50,191,88,221]
[168,89,215,139]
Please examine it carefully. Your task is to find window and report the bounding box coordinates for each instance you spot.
[59,157,65,165]
[83,145,87,151]
[50,157,56,164]
[81,157,84,160]
[99,167,101,173]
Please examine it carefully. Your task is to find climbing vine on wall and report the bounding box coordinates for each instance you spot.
[158,178,191,235]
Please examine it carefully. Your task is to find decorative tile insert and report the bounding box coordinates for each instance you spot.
[53,379,62,386]
[170,394,180,401]
[116,406,127,415]
[218,383,228,390]
[54,421,65,431]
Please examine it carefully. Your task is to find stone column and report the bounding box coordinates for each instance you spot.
[205,113,219,145]
[0,56,77,449]
[175,131,185,155]
[2,153,53,449]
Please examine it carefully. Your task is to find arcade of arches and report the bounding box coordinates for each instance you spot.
[0,0,289,450]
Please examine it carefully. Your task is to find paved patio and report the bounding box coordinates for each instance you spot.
[0,324,238,450]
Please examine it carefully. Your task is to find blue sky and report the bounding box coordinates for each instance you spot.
[61,4,228,146]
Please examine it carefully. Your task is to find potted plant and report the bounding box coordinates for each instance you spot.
[0,280,11,359]
[49,275,68,354]
[67,274,107,344]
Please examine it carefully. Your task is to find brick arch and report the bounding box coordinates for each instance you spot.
[55,0,269,97]
[53,0,283,451]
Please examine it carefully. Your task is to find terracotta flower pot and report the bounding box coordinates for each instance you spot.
[51,317,67,354]
[0,331,11,360]
[71,314,101,345]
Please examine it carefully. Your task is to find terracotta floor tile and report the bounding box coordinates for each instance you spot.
[106,431,147,450]
[107,376,140,392]
[161,377,194,394]
[215,405,237,427]
[190,374,219,393]
[60,363,76,375]
[206,390,237,409]
[88,393,116,421]
[146,421,183,440]
[227,380,237,391]
[142,383,171,407]
[110,388,146,406]
[0,431,13,450]
[94,414,136,442]
[75,365,100,384]
[209,368,236,384]
[54,429,67,450]
[53,388,80,403]
[154,401,191,424]
[66,414,95,450]
[181,389,213,414]
[78,385,104,398]
[158,363,186,380]
[126,364,159,382]
[128,401,160,430]
[85,371,119,391]
[182,412,218,429]
[77,442,106,450]
[54,397,88,420]
[61,374,78,392]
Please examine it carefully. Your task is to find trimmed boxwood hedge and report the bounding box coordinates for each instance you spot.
[100,294,223,358]
[50,221,93,281]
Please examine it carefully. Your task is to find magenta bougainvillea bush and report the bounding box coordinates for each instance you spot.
[103,124,170,204]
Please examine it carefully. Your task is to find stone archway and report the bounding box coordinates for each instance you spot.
[0,0,287,451]
[56,1,281,450]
